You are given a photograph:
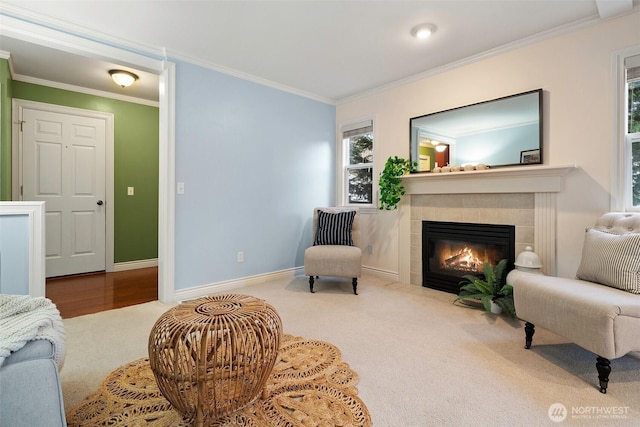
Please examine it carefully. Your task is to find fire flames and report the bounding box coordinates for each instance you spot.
[442,246,485,274]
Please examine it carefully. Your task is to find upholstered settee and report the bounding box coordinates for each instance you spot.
[513,212,640,393]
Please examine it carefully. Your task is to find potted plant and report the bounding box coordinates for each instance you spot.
[453,259,516,319]
[378,156,417,210]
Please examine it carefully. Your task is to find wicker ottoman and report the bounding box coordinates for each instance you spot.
[148,294,282,425]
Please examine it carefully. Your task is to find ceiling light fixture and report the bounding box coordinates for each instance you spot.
[411,23,437,40]
[109,69,138,88]
[435,144,447,152]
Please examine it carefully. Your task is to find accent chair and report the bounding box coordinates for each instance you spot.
[304,207,362,295]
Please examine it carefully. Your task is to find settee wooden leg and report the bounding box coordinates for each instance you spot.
[352,278,358,295]
[309,276,315,293]
[524,322,535,349]
[596,356,611,394]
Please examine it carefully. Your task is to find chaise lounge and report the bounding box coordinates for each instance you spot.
[513,212,640,393]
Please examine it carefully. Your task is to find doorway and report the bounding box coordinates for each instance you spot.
[15,99,114,277]
[2,14,175,302]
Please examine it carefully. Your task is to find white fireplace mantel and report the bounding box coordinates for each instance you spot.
[401,164,578,195]
[398,164,578,285]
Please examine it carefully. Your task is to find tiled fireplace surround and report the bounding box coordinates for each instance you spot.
[410,193,533,286]
[397,165,576,286]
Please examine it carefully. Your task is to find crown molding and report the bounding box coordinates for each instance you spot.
[4,2,637,107]
[0,4,164,70]
[165,49,336,106]
[0,49,17,79]
[12,73,159,107]
[336,13,609,105]
[1,3,336,106]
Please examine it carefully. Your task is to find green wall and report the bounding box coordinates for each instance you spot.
[11,80,159,263]
[0,58,12,200]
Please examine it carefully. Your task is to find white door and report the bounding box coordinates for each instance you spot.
[21,106,107,277]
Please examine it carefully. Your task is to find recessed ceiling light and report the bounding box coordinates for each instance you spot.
[411,23,437,40]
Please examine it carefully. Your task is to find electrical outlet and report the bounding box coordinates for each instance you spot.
[177,182,185,194]
[367,244,373,254]
[127,186,134,196]
[237,251,245,263]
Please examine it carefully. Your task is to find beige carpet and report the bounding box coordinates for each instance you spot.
[62,275,640,426]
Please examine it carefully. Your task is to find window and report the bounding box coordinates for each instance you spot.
[625,54,640,210]
[340,119,374,207]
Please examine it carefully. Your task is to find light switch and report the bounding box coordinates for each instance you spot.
[127,187,134,196]
[177,182,185,194]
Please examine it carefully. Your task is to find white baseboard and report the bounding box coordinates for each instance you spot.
[362,265,400,282]
[173,267,304,302]
[171,265,401,303]
[113,258,158,272]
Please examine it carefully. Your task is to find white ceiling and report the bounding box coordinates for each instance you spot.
[0,1,637,104]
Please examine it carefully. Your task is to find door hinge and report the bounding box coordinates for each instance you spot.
[20,185,23,196]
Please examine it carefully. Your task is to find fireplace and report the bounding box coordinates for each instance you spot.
[422,221,515,294]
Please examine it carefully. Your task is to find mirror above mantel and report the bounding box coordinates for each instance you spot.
[410,89,543,172]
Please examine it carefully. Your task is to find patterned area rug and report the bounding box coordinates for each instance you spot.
[66,334,371,426]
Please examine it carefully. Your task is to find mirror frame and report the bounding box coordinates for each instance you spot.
[409,89,543,172]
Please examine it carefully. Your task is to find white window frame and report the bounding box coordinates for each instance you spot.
[338,118,376,211]
[612,46,640,212]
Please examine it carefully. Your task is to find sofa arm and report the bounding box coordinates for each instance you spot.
[0,342,66,427]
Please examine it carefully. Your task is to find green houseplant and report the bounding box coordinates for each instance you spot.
[378,156,417,210]
[454,259,516,319]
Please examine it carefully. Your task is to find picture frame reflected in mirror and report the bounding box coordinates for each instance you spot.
[520,149,541,164]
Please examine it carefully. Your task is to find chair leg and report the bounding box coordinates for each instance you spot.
[596,356,611,394]
[352,278,358,295]
[524,322,535,349]
[309,276,315,293]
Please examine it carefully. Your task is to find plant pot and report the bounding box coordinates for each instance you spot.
[490,301,502,314]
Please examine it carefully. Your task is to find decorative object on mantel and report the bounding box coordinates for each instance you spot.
[67,334,371,426]
[506,246,544,285]
[427,163,490,173]
[378,156,417,210]
[454,259,517,319]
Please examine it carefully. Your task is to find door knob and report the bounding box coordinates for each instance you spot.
[97,200,104,206]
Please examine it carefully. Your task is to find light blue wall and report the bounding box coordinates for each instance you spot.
[0,214,29,294]
[174,61,336,290]
[456,123,539,165]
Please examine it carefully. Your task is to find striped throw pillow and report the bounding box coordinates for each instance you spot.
[314,210,356,246]
[576,227,640,294]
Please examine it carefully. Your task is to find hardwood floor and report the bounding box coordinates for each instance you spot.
[46,267,158,319]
